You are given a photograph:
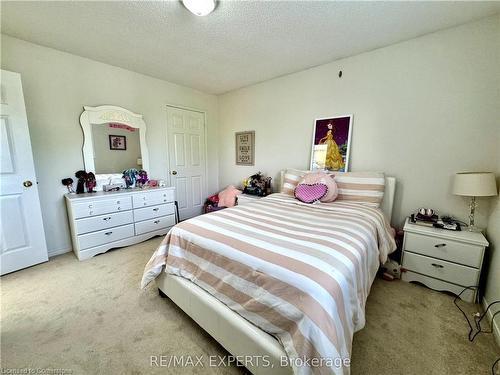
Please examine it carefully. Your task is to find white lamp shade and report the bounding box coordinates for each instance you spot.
[452,172,498,197]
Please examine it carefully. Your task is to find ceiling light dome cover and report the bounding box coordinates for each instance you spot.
[182,0,216,16]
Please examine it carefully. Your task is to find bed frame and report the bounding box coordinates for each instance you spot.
[157,176,396,375]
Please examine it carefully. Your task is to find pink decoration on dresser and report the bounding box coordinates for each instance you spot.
[298,171,338,202]
[218,185,242,207]
[294,183,328,203]
[108,123,136,132]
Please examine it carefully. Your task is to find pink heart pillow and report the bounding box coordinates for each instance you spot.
[294,183,328,203]
[299,172,338,202]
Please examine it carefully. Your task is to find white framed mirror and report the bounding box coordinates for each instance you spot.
[79,105,150,177]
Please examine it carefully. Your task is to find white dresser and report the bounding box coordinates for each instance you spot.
[401,218,488,303]
[65,187,176,260]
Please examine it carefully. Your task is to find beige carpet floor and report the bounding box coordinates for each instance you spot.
[1,237,498,374]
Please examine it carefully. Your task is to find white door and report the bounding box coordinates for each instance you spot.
[166,106,206,220]
[1,70,48,275]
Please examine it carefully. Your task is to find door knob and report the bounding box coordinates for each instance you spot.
[172,171,177,175]
[23,180,33,187]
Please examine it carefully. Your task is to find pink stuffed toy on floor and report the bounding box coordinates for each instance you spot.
[218,185,242,207]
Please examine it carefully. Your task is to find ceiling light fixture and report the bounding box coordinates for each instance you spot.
[182,0,216,16]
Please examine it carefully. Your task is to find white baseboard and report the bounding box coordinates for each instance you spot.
[483,297,500,348]
[48,247,72,258]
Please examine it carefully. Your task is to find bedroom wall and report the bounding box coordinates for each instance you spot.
[0,35,219,256]
[218,15,499,229]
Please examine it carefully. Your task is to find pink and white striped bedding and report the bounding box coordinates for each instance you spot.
[142,193,396,375]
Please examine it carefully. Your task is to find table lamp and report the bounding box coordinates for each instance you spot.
[452,172,498,231]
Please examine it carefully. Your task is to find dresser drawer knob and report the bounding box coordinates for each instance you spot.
[117,207,121,210]
[431,263,444,268]
[434,243,447,248]
[103,217,111,221]
[104,231,113,236]
[153,208,159,212]
[154,220,160,224]
[116,200,120,204]
[88,204,93,208]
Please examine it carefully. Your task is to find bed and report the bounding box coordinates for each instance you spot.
[142,173,396,375]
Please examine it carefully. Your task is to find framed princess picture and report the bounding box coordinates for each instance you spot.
[310,115,353,172]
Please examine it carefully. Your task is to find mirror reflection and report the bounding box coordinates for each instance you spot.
[91,123,142,174]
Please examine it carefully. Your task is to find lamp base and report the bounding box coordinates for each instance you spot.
[467,225,482,233]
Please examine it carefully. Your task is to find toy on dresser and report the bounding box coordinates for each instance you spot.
[242,172,272,197]
[74,170,89,194]
[69,170,98,194]
[85,172,96,193]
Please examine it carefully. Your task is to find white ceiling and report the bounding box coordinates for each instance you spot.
[1,1,499,94]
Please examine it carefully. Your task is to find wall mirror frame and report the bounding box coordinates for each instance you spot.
[79,105,150,175]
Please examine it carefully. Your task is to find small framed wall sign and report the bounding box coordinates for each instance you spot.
[235,131,255,166]
[109,135,127,150]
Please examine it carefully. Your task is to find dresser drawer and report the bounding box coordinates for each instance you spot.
[134,203,175,222]
[77,224,134,250]
[135,215,175,235]
[75,211,133,235]
[72,196,132,219]
[133,190,175,208]
[402,251,479,287]
[404,232,483,268]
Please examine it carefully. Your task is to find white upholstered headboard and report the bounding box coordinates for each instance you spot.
[278,170,396,223]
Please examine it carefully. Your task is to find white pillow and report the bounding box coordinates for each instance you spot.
[281,168,308,196]
[329,171,385,207]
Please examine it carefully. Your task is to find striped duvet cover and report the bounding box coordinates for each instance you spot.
[142,193,396,375]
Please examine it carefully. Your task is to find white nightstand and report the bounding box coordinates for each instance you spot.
[237,194,263,206]
[401,218,488,303]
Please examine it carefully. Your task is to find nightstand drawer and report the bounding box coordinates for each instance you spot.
[403,252,479,286]
[404,232,483,268]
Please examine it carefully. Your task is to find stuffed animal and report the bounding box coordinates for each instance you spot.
[243,172,272,197]
[122,168,139,189]
[74,170,88,194]
[381,259,401,280]
[86,172,96,193]
[137,170,149,187]
[61,178,74,193]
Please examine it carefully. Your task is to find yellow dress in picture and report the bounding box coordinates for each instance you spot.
[319,123,345,170]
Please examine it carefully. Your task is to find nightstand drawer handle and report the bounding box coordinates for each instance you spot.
[153,208,159,212]
[431,263,444,268]
[434,243,447,248]
[104,231,113,236]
